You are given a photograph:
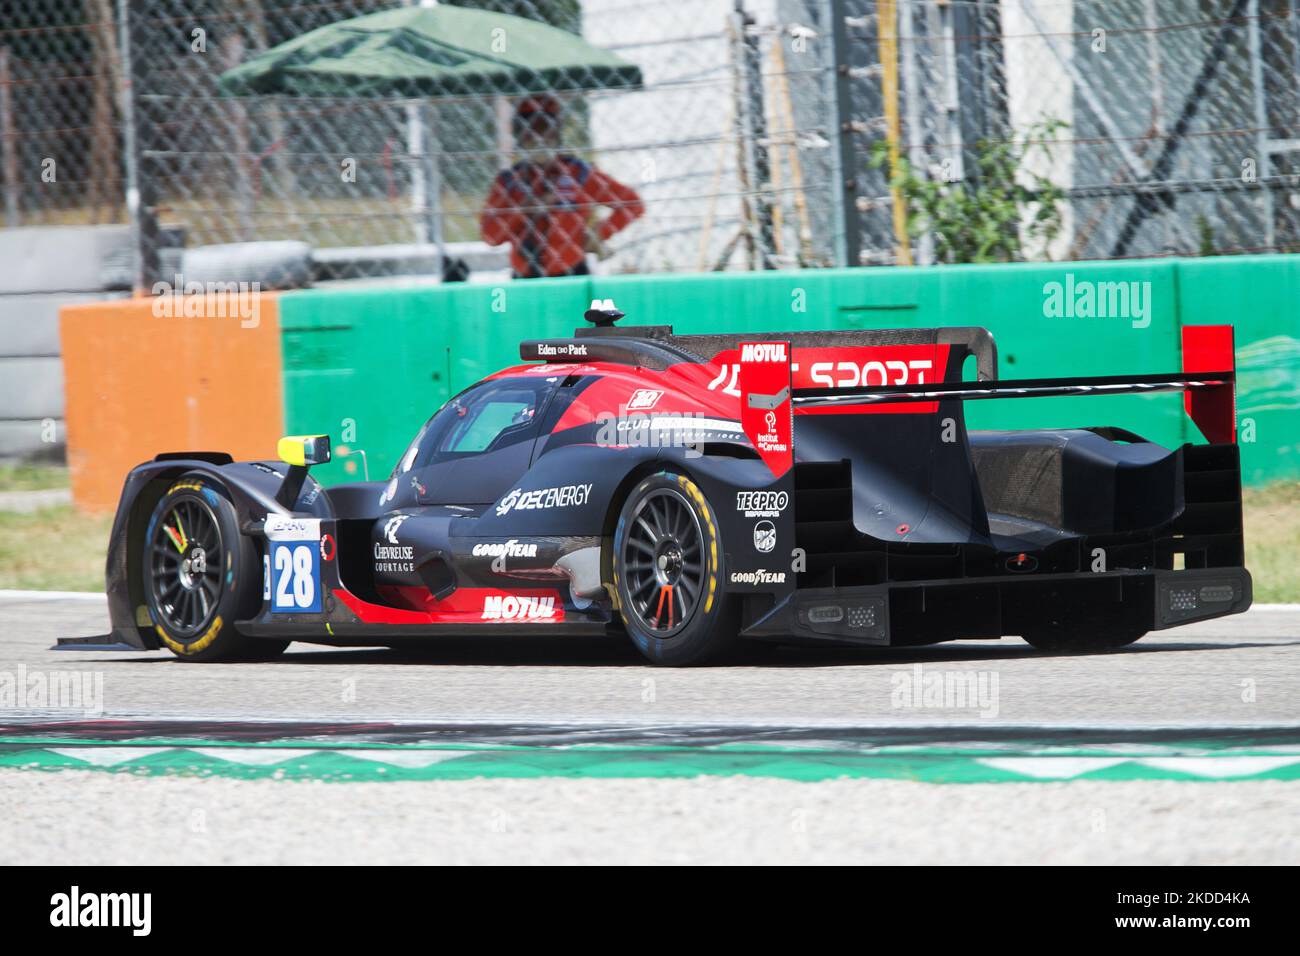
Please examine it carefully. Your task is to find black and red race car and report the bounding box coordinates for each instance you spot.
[63,304,1251,665]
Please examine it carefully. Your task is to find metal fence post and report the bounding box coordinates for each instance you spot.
[829,0,861,268]
[117,0,161,292]
[0,47,17,228]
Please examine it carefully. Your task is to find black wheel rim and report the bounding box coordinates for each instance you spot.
[621,488,705,637]
[148,496,223,638]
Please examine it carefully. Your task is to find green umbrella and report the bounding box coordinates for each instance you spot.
[217,3,643,99]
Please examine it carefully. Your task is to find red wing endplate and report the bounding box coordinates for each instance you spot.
[737,341,794,478]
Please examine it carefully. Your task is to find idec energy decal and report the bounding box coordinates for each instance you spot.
[738,341,793,478]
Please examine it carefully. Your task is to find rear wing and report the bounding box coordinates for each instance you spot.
[791,325,1237,444]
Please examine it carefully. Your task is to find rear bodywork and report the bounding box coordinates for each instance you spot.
[74,319,1250,652]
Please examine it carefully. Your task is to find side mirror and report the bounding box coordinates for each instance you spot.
[277,434,331,467]
[273,434,329,509]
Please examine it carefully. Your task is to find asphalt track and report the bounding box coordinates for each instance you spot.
[1,592,1297,863]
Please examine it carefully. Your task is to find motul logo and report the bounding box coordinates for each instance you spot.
[481,595,557,620]
[741,343,787,362]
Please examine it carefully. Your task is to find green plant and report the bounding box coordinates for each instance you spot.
[1197,214,1217,256]
[869,119,1067,264]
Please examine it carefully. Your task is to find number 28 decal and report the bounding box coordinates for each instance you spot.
[263,516,323,613]
[271,542,320,612]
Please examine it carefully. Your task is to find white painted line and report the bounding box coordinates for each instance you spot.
[47,747,166,767]
[1136,756,1300,778]
[1253,604,1300,612]
[0,590,104,602]
[343,749,478,768]
[976,757,1131,779]
[189,747,322,766]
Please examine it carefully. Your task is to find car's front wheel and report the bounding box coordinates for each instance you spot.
[143,473,288,662]
[612,471,739,665]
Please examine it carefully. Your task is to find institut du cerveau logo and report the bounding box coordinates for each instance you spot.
[737,341,793,478]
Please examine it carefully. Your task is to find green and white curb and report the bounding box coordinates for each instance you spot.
[1,736,1298,783]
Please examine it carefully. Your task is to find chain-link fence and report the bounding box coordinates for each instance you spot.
[841,0,1300,266]
[3,0,1300,284]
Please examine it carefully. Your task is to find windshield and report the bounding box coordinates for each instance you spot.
[391,376,556,479]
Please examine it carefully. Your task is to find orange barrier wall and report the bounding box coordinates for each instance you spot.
[60,293,284,512]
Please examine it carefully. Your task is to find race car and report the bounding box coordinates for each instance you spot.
[62,303,1252,665]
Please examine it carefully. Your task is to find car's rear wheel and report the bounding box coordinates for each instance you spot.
[612,471,739,665]
[1021,626,1147,653]
[143,474,288,662]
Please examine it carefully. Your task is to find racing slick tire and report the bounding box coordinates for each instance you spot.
[142,473,289,662]
[612,471,740,666]
[1021,626,1147,654]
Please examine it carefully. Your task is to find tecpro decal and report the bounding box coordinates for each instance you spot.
[736,490,788,518]
[481,594,558,620]
[495,483,593,517]
[729,569,787,586]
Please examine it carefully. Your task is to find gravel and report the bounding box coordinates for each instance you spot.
[1,770,1295,865]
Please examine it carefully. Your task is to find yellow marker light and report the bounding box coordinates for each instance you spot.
[277,437,307,466]
[277,434,331,467]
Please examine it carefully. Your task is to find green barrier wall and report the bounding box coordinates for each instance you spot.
[1174,255,1300,485]
[279,257,1298,486]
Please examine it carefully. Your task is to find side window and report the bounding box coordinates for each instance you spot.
[444,396,536,453]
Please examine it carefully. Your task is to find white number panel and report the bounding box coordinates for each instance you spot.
[264,516,322,613]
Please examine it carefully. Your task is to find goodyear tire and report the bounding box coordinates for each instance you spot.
[1021,626,1147,653]
[142,474,288,662]
[612,471,739,665]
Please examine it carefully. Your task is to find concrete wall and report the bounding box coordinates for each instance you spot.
[0,226,131,460]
